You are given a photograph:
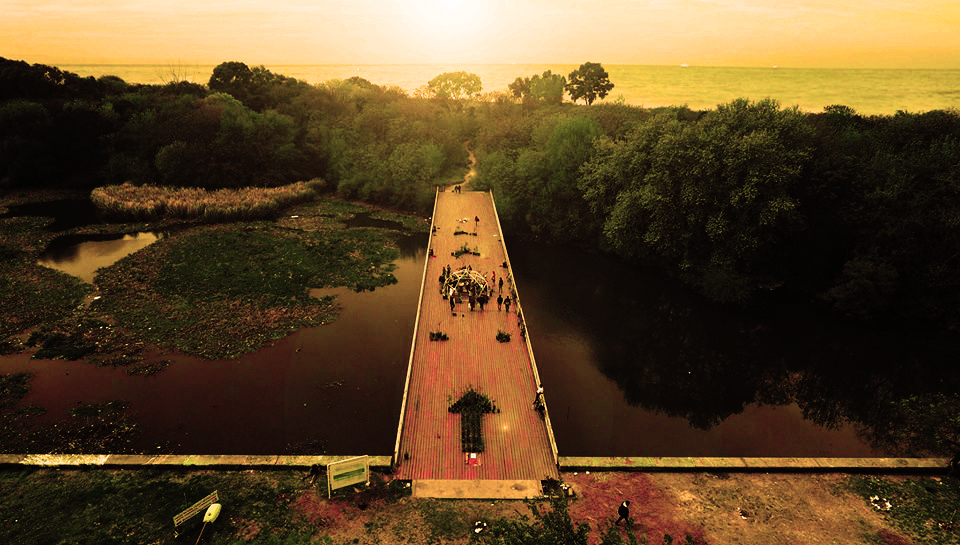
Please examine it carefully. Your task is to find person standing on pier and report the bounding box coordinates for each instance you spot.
[504,296,511,313]
[498,277,503,293]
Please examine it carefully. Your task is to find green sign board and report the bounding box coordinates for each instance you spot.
[327,456,369,498]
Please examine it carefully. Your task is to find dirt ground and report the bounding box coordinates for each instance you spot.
[288,471,918,545]
[566,471,915,545]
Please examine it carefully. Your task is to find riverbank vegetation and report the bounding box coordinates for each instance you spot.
[3,57,960,459]
[0,467,946,544]
[0,196,413,362]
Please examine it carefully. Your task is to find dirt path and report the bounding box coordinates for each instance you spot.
[565,471,916,545]
[464,148,477,186]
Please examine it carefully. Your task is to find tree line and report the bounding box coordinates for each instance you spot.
[3,57,960,334]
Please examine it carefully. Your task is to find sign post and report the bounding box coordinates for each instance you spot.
[326,456,370,498]
[173,491,219,538]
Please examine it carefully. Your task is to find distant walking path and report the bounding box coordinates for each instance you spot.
[393,188,559,485]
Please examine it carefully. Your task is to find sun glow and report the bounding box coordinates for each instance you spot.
[403,0,496,52]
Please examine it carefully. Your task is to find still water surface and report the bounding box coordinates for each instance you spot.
[12,223,948,456]
[38,232,165,284]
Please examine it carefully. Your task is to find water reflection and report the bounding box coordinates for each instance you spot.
[509,239,960,457]
[38,232,165,283]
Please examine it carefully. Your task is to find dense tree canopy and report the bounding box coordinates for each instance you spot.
[565,62,615,105]
[426,71,482,100]
[509,70,566,106]
[5,56,960,335]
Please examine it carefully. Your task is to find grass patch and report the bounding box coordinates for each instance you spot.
[91,179,326,222]
[0,468,316,545]
[847,476,960,544]
[0,263,89,338]
[417,499,473,543]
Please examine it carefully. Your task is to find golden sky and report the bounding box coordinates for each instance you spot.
[3,0,959,68]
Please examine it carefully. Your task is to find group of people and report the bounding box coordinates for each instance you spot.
[439,264,512,313]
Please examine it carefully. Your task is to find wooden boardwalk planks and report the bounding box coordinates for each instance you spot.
[394,190,559,481]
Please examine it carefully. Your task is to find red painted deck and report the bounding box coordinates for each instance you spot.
[394,190,559,481]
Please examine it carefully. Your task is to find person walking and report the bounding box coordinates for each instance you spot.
[497,294,503,311]
[615,500,631,525]
[498,277,503,293]
[504,296,511,313]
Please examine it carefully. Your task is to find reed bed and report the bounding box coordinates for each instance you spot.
[90,179,327,222]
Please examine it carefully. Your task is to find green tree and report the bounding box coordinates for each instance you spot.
[868,393,960,472]
[427,71,482,99]
[0,100,53,186]
[508,76,531,102]
[208,61,253,96]
[581,98,813,302]
[509,70,566,105]
[565,62,615,105]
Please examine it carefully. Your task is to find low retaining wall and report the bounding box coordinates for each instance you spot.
[560,456,950,472]
[1,454,948,473]
[0,454,392,469]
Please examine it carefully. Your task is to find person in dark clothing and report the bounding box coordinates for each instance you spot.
[497,294,503,310]
[616,500,630,525]
[498,277,504,293]
[504,296,511,313]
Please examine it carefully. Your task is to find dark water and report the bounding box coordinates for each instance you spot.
[7,208,956,455]
[509,239,960,457]
[37,232,165,283]
[0,199,100,231]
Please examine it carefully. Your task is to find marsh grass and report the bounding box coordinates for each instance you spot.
[91,179,327,222]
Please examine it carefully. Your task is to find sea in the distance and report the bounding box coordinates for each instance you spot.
[61,63,960,116]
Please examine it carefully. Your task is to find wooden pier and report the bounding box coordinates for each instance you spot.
[393,189,559,491]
